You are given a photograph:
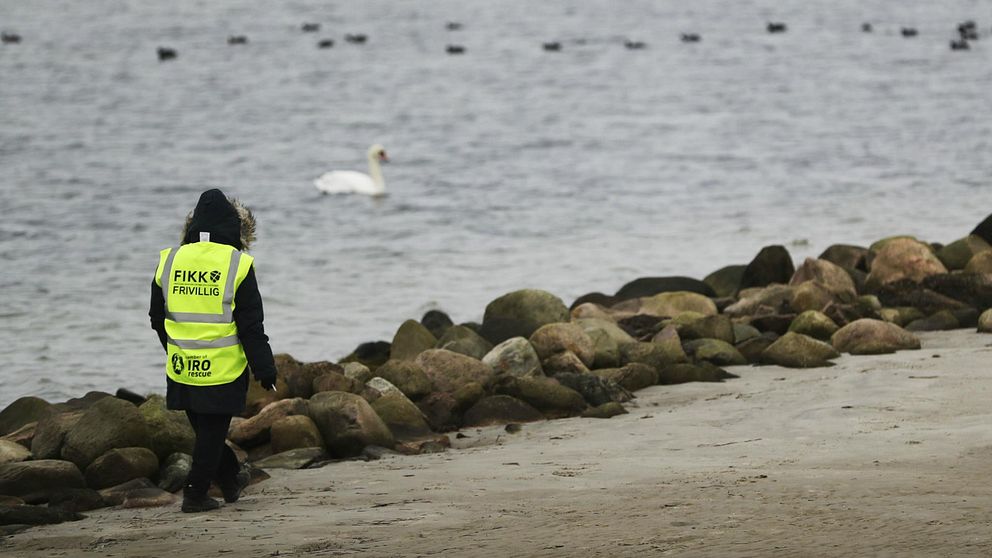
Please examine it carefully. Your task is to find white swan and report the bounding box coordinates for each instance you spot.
[314,144,389,196]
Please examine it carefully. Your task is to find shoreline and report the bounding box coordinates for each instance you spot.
[5,329,992,557]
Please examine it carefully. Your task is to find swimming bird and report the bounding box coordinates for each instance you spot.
[314,145,389,196]
[446,22,463,31]
[446,44,466,54]
[227,35,248,45]
[624,39,646,50]
[1,32,21,44]
[302,23,320,32]
[950,38,970,50]
[861,22,873,33]
[157,47,177,61]
[317,39,334,49]
[345,34,368,44]
[901,27,918,37]
[680,33,701,43]
[767,22,787,33]
[543,42,562,51]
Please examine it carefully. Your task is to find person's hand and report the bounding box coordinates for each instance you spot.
[260,377,277,392]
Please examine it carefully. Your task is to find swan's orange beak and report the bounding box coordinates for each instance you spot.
[379,151,389,162]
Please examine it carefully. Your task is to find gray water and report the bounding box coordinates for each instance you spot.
[2,0,991,409]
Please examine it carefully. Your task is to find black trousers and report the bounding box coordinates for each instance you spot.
[185,411,239,495]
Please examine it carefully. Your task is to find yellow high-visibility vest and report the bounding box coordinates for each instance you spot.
[154,241,254,386]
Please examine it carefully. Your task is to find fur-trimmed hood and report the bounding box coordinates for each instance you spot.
[180,189,257,251]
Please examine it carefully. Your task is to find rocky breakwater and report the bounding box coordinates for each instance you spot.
[9,215,992,532]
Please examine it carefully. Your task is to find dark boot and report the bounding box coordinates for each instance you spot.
[181,486,220,513]
[218,467,250,504]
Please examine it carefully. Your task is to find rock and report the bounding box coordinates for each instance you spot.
[541,351,591,375]
[339,340,392,372]
[571,303,618,322]
[678,314,734,343]
[704,265,747,298]
[736,333,778,363]
[414,349,495,393]
[289,361,342,399]
[480,289,570,344]
[569,292,619,310]
[593,363,657,392]
[83,448,159,490]
[312,372,362,395]
[435,325,493,360]
[121,487,179,508]
[483,337,544,378]
[749,314,796,335]
[421,309,454,339]
[0,460,85,498]
[0,396,52,437]
[114,388,147,406]
[391,319,439,361]
[61,397,149,470]
[789,280,837,313]
[865,238,947,290]
[371,393,433,440]
[733,323,762,344]
[964,250,992,274]
[554,372,632,407]
[0,505,84,526]
[760,332,839,368]
[492,376,587,418]
[575,318,636,344]
[634,291,718,318]
[873,280,969,315]
[620,338,688,370]
[614,276,715,301]
[394,436,451,455]
[244,374,290,417]
[578,326,620,369]
[372,359,434,399]
[616,314,666,340]
[740,245,795,290]
[1,422,35,448]
[905,310,960,332]
[416,392,460,432]
[462,396,544,427]
[138,395,194,461]
[529,323,596,367]
[979,309,992,333]
[684,339,747,366]
[342,362,374,384]
[308,391,394,457]
[938,235,991,270]
[790,258,858,300]
[658,362,738,384]
[831,319,921,355]
[229,397,308,448]
[581,402,628,419]
[30,411,83,460]
[971,213,992,245]
[253,447,326,470]
[365,377,405,398]
[819,244,869,271]
[270,415,324,454]
[723,284,794,317]
[822,301,880,327]
[921,273,992,310]
[788,310,839,341]
[98,478,155,506]
[157,453,192,493]
[46,488,105,513]
[0,440,31,465]
[0,495,23,507]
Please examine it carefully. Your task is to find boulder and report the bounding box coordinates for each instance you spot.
[678,314,734,344]
[789,281,837,313]
[342,362,374,384]
[462,396,545,427]
[436,325,493,360]
[308,391,394,457]
[480,289,570,344]
[578,326,621,369]
[31,411,83,460]
[616,314,666,340]
[98,477,156,506]
[270,415,324,454]
[46,488,105,513]
[482,337,544,378]
[0,505,84,526]
[979,309,992,333]
[819,244,869,271]
[421,309,454,339]
[614,276,715,301]
[541,351,591,375]
[635,291,718,318]
[569,292,619,311]
[121,487,179,509]
[921,273,992,311]
[905,310,960,332]
[570,302,617,321]
[415,349,495,393]
[339,340,392,372]
[372,360,434,399]
[0,460,85,498]
[365,377,405,399]
[228,398,308,448]
[865,238,947,291]
[312,372,363,395]
[529,323,596,367]
[790,258,858,300]
[761,332,839,368]
[492,376,587,418]
[84,447,159,490]
[575,318,636,344]
[253,447,326,470]
[740,245,795,290]
[723,284,794,317]
[703,265,747,298]
[684,339,747,366]
[138,395,194,461]
[554,372,632,407]
[0,440,31,465]
[0,422,34,449]
[593,363,657,392]
[736,333,778,364]
[244,373,291,417]
[371,393,433,440]
[581,402,628,419]
[733,323,762,344]
[971,213,992,245]
[658,362,738,384]
[61,397,149,469]
[157,453,192,493]
[620,338,688,370]
[289,361,342,399]
[938,235,991,271]
[749,314,797,335]
[0,396,52,437]
[391,319,438,361]
[873,280,969,315]
[788,310,839,341]
[822,300,881,327]
[965,251,992,274]
[831,319,921,355]
[416,392,460,432]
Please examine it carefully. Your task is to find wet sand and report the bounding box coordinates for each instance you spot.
[4,330,992,557]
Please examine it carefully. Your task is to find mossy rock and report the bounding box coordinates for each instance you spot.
[761,332,839,368]
[435,325,493,360]
[0,396,52,437]
[373,360,434,400]
[462,396,544,427]
[685,339,747,366]
[593,363,657,392]
[480,289,570,345]
[788,310,839,341]
[391,320,438,361]
[138,395,194,461]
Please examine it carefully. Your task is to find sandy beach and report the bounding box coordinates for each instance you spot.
[4,329,992,557]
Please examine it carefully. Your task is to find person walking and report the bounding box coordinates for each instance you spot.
[149,189,277,513]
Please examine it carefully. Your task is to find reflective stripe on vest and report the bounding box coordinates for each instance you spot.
[160,247,242,324]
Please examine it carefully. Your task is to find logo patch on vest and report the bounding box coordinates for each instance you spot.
[171,269,222,296]
[171,354,185,375]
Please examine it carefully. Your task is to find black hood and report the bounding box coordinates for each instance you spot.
[181,189,256,250]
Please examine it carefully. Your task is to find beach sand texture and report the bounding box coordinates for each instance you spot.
[4,330,992,557]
